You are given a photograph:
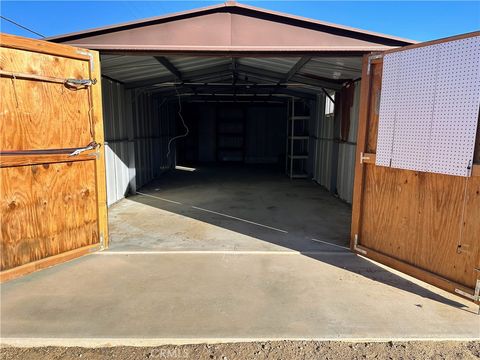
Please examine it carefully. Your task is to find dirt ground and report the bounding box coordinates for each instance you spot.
[2,341,479,360]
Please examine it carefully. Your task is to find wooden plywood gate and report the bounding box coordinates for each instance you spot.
[0,34,107,282]
[351,32,480,303]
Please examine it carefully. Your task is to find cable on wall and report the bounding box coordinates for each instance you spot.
[166,84,189,162]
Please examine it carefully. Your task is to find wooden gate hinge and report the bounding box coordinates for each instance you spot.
[99,232,105,250]
[353,234,367,255]
[455,279,480,303]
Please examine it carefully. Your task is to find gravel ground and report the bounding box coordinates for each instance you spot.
[2,341,479,360]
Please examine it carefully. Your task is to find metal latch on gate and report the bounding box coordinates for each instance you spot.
[65,78,97,87]
[69,141,99,157]
[455,279,480,303]
[360,152,370,164]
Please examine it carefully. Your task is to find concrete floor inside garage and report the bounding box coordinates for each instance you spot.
[109,165,352,253]
[1,165,480,345]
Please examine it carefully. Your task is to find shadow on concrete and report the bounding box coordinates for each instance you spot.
[123,165,468,310]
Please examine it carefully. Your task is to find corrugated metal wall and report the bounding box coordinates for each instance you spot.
[313,93,334,190]
[102,78,175,206]
[196,104,217,162]
[102,78,130,206]
[245,105,286,164]
[189,103,287,164]
[132,93,175,189]
[312,81,360,204]
[336,82,360,203]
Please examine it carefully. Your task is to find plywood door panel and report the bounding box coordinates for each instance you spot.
[0,34,107,281]
[0,47,92,150]
[90,52,109,249]
[360,165,478,288]
[459,178,480,287]
[1,160,99,270]
[352,32,480,301]
[0,33,92,61]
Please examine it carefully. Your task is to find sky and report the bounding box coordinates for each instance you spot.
[0,1,479,42]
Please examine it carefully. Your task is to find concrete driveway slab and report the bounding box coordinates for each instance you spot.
[1,251,478,346]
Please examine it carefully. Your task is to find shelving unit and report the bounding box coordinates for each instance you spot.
[285,98,310,179]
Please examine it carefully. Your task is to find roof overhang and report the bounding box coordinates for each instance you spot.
[48,2,416,54]
[50,2,416,96]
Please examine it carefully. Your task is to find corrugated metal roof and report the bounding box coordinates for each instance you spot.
[168,56,231,73]
[238,57,300,74]
[101,55,170,81]
[100,54,361,95]
[300,57,362,80]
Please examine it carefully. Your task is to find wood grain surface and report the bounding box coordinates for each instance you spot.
[351,33,480,299]
[0,47,92,151]
[0,34,106,279]
[1,161,99,270]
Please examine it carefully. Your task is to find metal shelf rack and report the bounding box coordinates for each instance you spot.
[285,98,310,179]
